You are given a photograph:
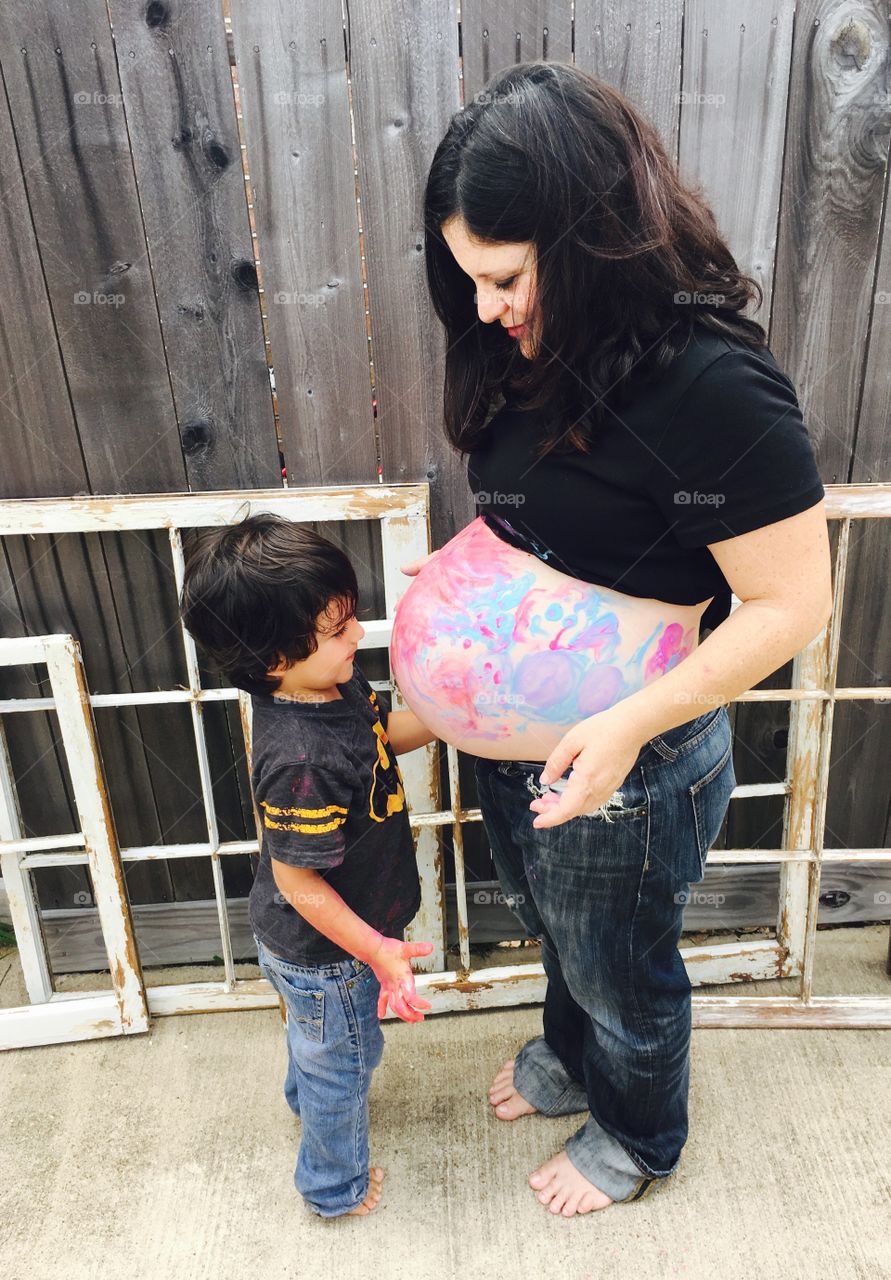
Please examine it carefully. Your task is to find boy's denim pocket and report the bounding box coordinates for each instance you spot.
[257,945,326,1041]
[276,979,325,1041]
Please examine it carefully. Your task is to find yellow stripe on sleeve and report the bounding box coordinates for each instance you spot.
[263,814,347,835]
[259,797,348,836]
[260,799,348,818]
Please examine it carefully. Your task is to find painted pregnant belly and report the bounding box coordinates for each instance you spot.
[389,516,698,761]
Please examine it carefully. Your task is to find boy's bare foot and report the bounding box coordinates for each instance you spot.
[345,1166,386,1216]
[529,1150,614,1216]
[487,1058,537,1120]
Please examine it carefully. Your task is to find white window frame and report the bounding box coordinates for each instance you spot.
[0,483,889,1049]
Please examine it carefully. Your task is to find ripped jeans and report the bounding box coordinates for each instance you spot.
[525,769,639,823]
[474,705,736,1203]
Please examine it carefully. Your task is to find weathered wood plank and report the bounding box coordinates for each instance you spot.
[0,84,84,498]
[345,0,473,549]
[0,2,273,907]
[229,0,376,483]
[460,0,572,98]
[0,0,184,489]
[857,191,891,482]
[678,0,795,326]
[573,0,685,159]
[108,0,282,859]
[770,0,890,481]
[0,486,432,532]
[0,39,179,912]
[0,534,173,905]
[843,119,891,859]
[825,698,891,869]
[108,0,281,490]
[0,551,77,865]
[0,0,199,909]
[0,79,82,884]
[769,0,891,898]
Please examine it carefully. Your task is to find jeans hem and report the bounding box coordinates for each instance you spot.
[513,1036,588,1117]
[304,1170,371,1218]
[564,1134,677,1204]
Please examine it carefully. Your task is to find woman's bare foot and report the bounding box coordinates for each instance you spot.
[529,1150,614,1216]
[487,1058,537,1120]
[345,1166,386,1216]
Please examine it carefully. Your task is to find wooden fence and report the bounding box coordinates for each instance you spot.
[0,0,889,972]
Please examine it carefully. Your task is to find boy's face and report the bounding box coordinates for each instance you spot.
[267,598,365,698]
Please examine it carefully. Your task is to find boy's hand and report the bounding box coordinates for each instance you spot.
[399,550,439,577]
[383,708,438,755]
[368,937,434,1022]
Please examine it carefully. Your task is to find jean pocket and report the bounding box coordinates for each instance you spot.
[272,970,325,1041]
[649,706,723,762]
[347,960,378,988]
[550,766,649,824]
[578,785,649,824]
[689,737,736,876]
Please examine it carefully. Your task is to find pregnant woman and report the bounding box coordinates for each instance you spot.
[401,62,832,1217]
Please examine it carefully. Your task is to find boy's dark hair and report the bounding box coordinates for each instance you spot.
[179,512,359,697]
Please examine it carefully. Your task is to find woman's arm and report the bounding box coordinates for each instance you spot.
[532,503,833,827]
[384,708,438,755]
[614,501,833,745]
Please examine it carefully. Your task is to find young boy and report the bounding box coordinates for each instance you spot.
[180,512,437,1219]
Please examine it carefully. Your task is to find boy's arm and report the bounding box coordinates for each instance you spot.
[384,708,437,755]
[270,858,432,1022]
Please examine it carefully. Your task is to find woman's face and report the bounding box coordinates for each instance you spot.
[441,215,537,358]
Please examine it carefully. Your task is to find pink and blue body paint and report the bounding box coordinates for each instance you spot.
[390,517,696,759]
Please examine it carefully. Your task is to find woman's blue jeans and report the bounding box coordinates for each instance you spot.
[474,705,736,1203]
[254,935,385,1217]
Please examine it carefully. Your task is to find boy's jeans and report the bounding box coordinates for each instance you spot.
[254,935,384,1217]
[473,705,736,1203]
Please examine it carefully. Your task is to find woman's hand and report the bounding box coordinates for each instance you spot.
[399,549,440,576]
[529,708,646,829]
[368,936,434,1022]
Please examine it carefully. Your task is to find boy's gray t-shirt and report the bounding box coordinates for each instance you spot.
[248,664,421,965]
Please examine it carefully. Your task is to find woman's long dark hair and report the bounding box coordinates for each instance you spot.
[424,60,766,458]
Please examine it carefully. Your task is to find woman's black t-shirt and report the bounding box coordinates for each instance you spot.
[467,326,825,636]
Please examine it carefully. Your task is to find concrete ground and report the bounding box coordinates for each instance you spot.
[1,926,890,1280]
